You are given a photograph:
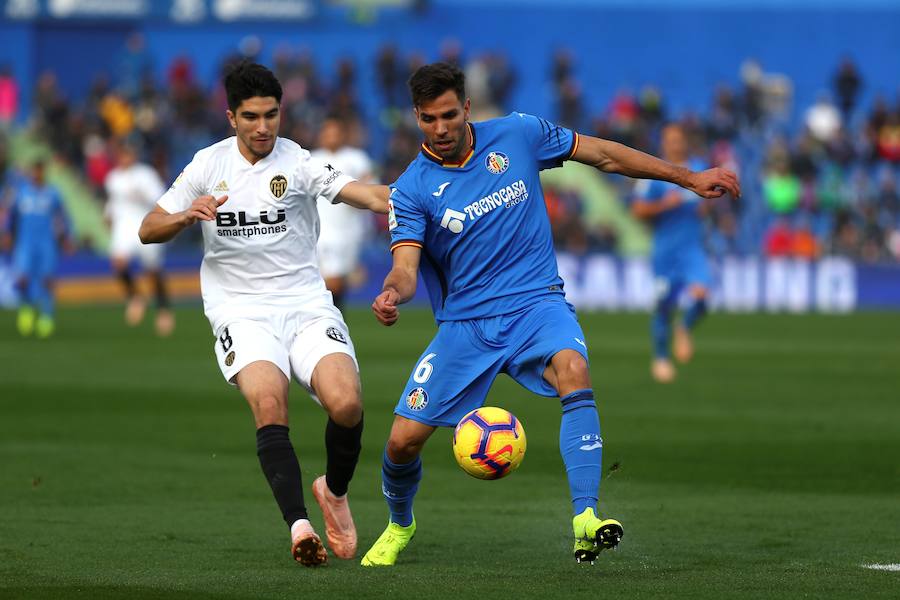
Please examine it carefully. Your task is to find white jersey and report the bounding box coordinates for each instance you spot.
[157,136,355,331]
[106,163,167,231]
[313,147,372,243]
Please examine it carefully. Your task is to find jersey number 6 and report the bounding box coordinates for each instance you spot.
[413,353,437,384]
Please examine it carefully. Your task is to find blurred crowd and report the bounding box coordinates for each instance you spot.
[1,34,899,263]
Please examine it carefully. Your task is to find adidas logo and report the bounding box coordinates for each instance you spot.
[213,180,229,192]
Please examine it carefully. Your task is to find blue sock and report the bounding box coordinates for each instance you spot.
[652,294,676,359]
[683,298,708,330]
[381,450,421,527]
[30,278,53,317]
[559,389,602,516]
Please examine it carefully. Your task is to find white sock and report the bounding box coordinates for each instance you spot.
[290,518,312,539]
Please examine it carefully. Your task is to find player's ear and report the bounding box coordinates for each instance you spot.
[463,98,471,120]
[226,110,237,130]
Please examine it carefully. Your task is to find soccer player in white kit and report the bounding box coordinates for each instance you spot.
[138,62,390,567]
[312,117,374,309]
[104,137,175,336]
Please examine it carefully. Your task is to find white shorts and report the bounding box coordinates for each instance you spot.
[317,237,363,280]
[110,223,163,269]
[212,300,357,399]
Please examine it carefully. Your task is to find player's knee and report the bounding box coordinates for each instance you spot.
[252,394,288,427]
[320,379,361,427]
[558,354,591,388]
[326,396,362,428]
[691,287,708,300]
[386,436,422,464]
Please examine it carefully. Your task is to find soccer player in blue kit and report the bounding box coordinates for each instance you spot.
[632,123,716,383]
[362,63,740,566]
[4,160,71,338]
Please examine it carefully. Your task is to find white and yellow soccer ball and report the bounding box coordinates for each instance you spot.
[452,407,526,480]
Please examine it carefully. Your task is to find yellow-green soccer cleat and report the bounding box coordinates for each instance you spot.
[360,519,416,567]
[35,315,55,339]
[572,507,624,564]
[17,306,35,337]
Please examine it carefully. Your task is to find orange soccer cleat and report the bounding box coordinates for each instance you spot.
[312,475,357,559]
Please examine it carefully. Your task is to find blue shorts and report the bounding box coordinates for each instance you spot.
[395,297,589,427]
[12,242,58,280]
[652,245,711,292]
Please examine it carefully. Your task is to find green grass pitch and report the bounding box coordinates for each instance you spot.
[1,306,898,599]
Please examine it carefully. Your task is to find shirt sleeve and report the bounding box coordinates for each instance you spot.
[157,153,206,214]
[633,178,665,203]
[514,112,579,170]
[388,186,426,252]
[303,154,356,205]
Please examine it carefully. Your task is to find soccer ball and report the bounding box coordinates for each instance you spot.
[452,407,526,480]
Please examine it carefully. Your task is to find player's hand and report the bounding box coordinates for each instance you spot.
[372,288,400,326]
[183,195,228,225]
[662,189,683,209]
[62,238,77,255]
[687,168,740,199]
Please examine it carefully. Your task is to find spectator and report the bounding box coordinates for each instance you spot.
[805,93,842,144]
[0,65,18,128]
[764,218,794,257]
[764,150,801,215]
[833,58,862,121]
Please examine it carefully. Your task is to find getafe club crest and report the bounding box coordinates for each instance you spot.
[406,387,428,411]
[269,174,288,199]
[485,151,509,174]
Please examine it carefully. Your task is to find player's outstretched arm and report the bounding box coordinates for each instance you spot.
[631,190,683,220]
[372,245,420,326]
[335,182,390,214]
[139,195,227,244]
[572,135,741,199]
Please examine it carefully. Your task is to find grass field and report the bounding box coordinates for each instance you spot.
[1,306,898,599]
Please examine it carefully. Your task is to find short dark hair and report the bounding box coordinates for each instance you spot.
[408,62,466,108]
[223,61,283,112]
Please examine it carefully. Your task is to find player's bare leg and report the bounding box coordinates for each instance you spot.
[149,269,175,337]
[113,257,146,326]
[361,416,435,566]
[236,361,326,566]
[675,284,708,364]
[545,349,623,562]
[309,353,363,559]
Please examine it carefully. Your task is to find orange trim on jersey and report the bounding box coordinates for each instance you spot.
[420,123,476,168]
[390,241,424,252]
[568,132,580,160]
[443,146,475,168]
[421,143,443,162]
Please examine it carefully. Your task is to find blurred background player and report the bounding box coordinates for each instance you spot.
[312,116,375,310]
[631,123,717,383]
[4,160,71,338]
[104,137,174,336]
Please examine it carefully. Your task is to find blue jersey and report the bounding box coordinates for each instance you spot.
[8,178,68,249]
[389,113,578,322]
[632,158,706,263]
